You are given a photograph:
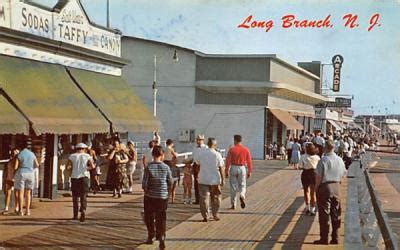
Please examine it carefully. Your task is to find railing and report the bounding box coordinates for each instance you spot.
[345,152,398,249]
[363,161,399,250]
[175,149,226,169]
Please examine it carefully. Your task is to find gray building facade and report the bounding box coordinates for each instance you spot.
[122,37,329,159]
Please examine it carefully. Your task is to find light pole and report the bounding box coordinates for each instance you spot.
[153,55,157,117]
[152,50,179,117]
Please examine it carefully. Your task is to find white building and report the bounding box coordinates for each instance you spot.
[122,37,329,159]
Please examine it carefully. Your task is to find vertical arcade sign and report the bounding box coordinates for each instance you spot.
[332,54,344,92]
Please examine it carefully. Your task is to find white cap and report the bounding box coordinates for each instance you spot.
[76,143,88,149]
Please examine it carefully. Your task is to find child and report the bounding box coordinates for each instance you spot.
[279,144,286,160]
[183,160,193,204]
[272,142,278,159]
[268,143,273,160]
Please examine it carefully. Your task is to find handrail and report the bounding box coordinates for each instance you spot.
[362,162,399,250]
[366,149,400,155]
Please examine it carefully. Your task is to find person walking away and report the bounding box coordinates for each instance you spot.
[14,140,39,216]
[337,136,345,158]
[127,141,138,193]
[225,135,253,210]
[197,138,225,222]
[192,134,207,205]
[163,139,179,203]
[299,144,320,216]
[66,143,95,222]
[182,159,193,204]
[142,140,156,182]
[2,148,19,214]
[87,144,99,195]
[312,131,326,158]
[347,136,354,157]
[142,146,172,250]
[314,140,347,245]
[286,138,294,165]
[290,139,301,169]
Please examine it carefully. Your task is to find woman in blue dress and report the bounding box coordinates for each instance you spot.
[291,138,301,169]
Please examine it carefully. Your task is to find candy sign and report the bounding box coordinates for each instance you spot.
[53,0,121,57]
[5,0,121,57]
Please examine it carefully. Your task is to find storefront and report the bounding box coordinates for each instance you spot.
[0,0,159,207]
[313,108,344,135]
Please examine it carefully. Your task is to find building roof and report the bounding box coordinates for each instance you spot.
[27,0,121,34]
[122,36,320,81]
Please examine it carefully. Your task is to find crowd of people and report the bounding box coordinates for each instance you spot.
[1,128,386,248]
[2,140,39,216]
[142,134,252,249]
[280,130,382,245]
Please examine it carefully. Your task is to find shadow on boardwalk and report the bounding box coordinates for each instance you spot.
[0,160,286,249]
[256,197,315,249]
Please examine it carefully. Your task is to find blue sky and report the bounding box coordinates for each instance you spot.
[36,0,400,115]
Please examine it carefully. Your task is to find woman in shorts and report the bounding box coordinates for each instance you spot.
[2,148,19,214]
[299,143,320,216]
[14,141,39,216]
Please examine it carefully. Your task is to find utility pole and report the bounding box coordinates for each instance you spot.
[106,0,110,28]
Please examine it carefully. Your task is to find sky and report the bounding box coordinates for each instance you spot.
[35,0,400,116]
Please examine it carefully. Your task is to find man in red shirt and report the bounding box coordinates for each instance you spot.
[225,135,253,209]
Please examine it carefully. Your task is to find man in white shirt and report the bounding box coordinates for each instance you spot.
[192,134,207,204]
[197,138,224,222]
[66,143,95,222]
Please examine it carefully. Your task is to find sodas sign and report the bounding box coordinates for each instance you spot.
[332,55,344,92]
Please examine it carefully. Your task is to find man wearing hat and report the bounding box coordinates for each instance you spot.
[66,143,96,222]
[314,140,346,245]
[192,134,207,204]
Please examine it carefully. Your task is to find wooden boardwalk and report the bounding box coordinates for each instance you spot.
[0,160,347,249]
[138,167,347,250]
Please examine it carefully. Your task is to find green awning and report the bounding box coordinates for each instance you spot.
[68,68,160,133]
[0,95,29,135]
[0,55,109,135]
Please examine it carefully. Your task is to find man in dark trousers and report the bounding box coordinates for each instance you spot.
[314,140,346,245]
[192,135,207,204]
[66,143,96,222]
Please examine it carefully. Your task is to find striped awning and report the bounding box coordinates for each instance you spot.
[0,55,110,135]
[369,123,381,132]
[0,94,29,135]
[328,120,342,131]
[68,68,161,133]
[387,124,400,133]
[269,108,304,130]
